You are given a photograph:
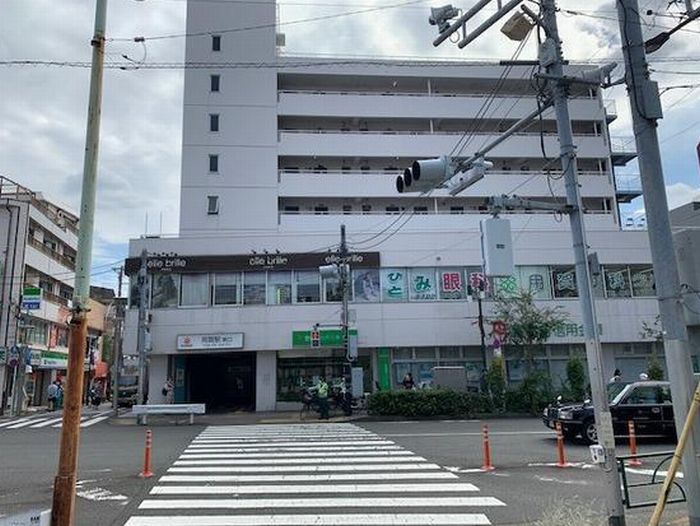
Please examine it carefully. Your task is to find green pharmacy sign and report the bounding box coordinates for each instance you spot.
[293,329,358,348]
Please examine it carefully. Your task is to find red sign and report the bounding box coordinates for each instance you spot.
[441,272,463,292]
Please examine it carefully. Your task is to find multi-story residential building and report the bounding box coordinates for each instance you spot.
[0,177,105,414]
[123,0,676,411]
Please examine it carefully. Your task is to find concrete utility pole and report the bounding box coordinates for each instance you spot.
[136,248,149,409]
[615,1,700,522]
[51,1,107,524]
[110,303,123,412]
[340,224,350,363]
[540,2,627,524]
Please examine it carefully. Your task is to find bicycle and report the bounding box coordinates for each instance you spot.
[299,389,320,421]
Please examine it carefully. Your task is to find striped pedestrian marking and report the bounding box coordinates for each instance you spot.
[150,482,480,495]
[6,417,52,429]
[124,514,492,525]
[0,412,111,431]
[124,423,506,526]
[80,415,111,427]
[29,416,65,428]
[159,472,460,483]
[138,496,506,510]
[173,456,427,465]
[0,417,34,428]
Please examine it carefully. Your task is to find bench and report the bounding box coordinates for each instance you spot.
[132,404,206,425]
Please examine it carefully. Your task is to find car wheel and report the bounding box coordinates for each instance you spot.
[582,419,598,445]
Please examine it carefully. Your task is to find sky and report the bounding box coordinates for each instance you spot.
[1,0,699,293]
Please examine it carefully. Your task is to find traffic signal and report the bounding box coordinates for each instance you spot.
[396,156,452,193]
[311,330,320,348]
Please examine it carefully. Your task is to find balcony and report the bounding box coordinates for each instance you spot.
[28,236,76,270]
[615,173,643,203]
[610,136,638,166]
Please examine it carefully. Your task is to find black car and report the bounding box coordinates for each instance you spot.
[543,381,675,444]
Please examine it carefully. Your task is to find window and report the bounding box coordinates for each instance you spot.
[342,205,352,215]
[243,272,266,305]
[624,385,659,405]
[267,272,292,305]
[450,206,464,214]
[413,206,428,215]
[604,265,632,298]
[151,274,179,309]
[409,268,438,301]
[211,35,221,51]
[551,266,578,298]
[180,274,209,306]
[381,268,407,302]
[314,205,329,215]
[209,154,219,173]
[214,273,240,305]
[438,268,466,300]
[361,204,372,214]
[324,275,343,303]
[207,195,219,215]
[518,266,552,300]
[630,265,655,297]
[294,270,320,303]
[209,114,220,132]
[210,74,220,92]
[352,269,380,303]
[386,205,400,215]
[284,205,299,214]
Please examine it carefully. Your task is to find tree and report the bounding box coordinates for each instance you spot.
[492,290,569,372]
[640,315,664,380]
[565,355,586,401]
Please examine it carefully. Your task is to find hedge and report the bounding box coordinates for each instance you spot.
[367,389,490,417]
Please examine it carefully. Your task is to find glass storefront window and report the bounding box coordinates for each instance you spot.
[295,270,320,303]
[439,269,466,300]
[151,274,179,308]
[213,273,240,305]
[393,348,412,360]
[180,273,209,306]
[243,272,266,305]
[353,269,380,303]
[268,271,292,305]
[551,266,578,298]
[630,265,655,297]
[439,347,461,360]
[277,353,370,401]
[409,268,437,301]
[381,268,407,302]
[324,276,343,303]
[604,265,632,298]
[414,347,437,360]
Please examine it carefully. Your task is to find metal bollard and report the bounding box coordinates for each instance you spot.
[481,423,495,471]
[139,429,154,478]
[627,420,642,467]
[555,421,570,468]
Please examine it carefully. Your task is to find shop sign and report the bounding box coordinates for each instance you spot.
[177,332,244,351]
[30,349,42,366]
[40,350,68,368]
[409,268,437,301]
[381,269,407,302]
[125,252,381,275]
[292,329,358,348]
[552,323,604,339]
[22,287,42,310]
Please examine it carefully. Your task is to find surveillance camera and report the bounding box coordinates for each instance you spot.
[429,5,459,33]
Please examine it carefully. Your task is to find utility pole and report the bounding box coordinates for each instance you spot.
[136,248,149,409]
[51,1,107,524]
[110,302,123,413]
[113,265,124,298]
[421,1,626,523]
[616,1,700,522]
[340,224,350,364]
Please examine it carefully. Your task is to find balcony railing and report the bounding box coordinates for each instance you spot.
[28,236,76,270]
[279,128,601,138]
[279,169,610,178]
[279,88,599,102]
[615,174,642,193]
[610,136,637,154]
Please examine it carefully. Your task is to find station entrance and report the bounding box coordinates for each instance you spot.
[186,352,255,412]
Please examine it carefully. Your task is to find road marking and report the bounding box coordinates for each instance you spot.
[168,463,441,473]
[185,444,401,452]
[29,417,65,428]
[124,513,492,525]
[534,475,589,486]
[188,440,395,448]
[0,417,34,428]
[383,431,552,437]
[139,497,506,510]
[80,415,111,427]
[179,450,416,459]
[52,416,90,428]
[173,456,427,466]
[626,467,684,479]
[150,482,480,495]
[158,472,459,483]
[6,417,51,429]
[76,487,129,502]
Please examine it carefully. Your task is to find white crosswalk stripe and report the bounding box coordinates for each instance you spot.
[0,411,111,431]
[124,423,508,525]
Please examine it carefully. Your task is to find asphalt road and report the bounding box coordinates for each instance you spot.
[0,414,691,525]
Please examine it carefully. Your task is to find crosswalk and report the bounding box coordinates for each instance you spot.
[0,411,112,431]
[124,423,506,525]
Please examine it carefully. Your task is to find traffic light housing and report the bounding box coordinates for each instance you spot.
[396,156,453,193]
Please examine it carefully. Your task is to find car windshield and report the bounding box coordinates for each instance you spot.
[607,382,629,402]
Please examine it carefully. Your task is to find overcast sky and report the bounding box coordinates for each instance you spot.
[1,0,699,293]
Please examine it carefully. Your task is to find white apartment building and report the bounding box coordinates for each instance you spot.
[0,177,101,414]
[124,0,672,412]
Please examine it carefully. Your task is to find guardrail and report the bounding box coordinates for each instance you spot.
[617,450,687,509]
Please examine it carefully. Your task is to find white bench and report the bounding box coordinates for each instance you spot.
[132,404,206,425]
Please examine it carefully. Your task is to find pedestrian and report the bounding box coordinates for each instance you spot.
[402,372,415,390]
[610,369,622,383]
[47,380,59,411]
[56,380,64,410]
[88,382,102,409]
[316,377,330,420]
[161,378,174,404]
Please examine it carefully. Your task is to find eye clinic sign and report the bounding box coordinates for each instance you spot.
[125,252,380,275]
[177,333,244,351]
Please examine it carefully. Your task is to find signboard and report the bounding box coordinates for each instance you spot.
[409,268,437,301]
[40,350,68,369]
[125,252,381,275]
[292,329,358,348]
[177,333,244,351]
[377,348,391,390]
[30,349,41,366]
[22,287,42,310]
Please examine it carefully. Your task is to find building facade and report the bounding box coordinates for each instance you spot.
[0,177,105,414]
[124,0,670,411]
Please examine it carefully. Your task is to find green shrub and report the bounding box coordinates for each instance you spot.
[367,389,489,417]
[565,355,587,401]
[485,357,506,412]
[647,354,664,381]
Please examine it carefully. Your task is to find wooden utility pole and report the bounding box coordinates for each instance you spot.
[51,1,107,523]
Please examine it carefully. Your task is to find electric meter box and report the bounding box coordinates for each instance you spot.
[480,217,514,277]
